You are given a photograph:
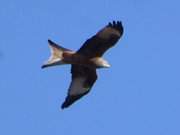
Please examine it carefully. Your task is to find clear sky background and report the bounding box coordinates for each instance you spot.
[0,0,180,135]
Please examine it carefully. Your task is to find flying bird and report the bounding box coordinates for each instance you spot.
[42,21,124,109]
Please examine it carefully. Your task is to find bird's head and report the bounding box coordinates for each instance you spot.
[91,57,111,68]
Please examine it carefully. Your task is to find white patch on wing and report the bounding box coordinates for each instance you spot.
[69,77,89,96]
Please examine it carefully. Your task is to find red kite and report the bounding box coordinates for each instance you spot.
[42,21,124,109]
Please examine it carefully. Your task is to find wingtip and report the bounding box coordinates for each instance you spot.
[61,102,69,109]
[108,20,122,26]
[61,105,66,109]
[108,20,123,35]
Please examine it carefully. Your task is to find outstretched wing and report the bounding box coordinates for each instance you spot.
[61,65,97,109]
[77,21,124,58]
[61,21,123,109]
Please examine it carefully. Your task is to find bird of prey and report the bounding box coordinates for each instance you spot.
[42,21,124,109]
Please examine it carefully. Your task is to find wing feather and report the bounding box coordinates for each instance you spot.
[76,21,123,58]
[61,21,123,109]
[61,65,97,109]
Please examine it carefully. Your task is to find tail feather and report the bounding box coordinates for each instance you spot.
[48,39,70,52]
[42,39,69,68]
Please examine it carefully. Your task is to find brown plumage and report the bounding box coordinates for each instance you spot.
[42,21,124,109]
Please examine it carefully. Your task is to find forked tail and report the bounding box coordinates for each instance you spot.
[41,39,70,68]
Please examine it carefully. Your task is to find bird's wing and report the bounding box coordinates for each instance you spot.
[61,65,97,109]
[77,21,124,58]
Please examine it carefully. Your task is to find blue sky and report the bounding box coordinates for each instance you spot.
[0,0,180,134]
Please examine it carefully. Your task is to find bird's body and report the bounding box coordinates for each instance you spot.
[42,40,111,69]
[61,51,110,68]
[42,21,124,109]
